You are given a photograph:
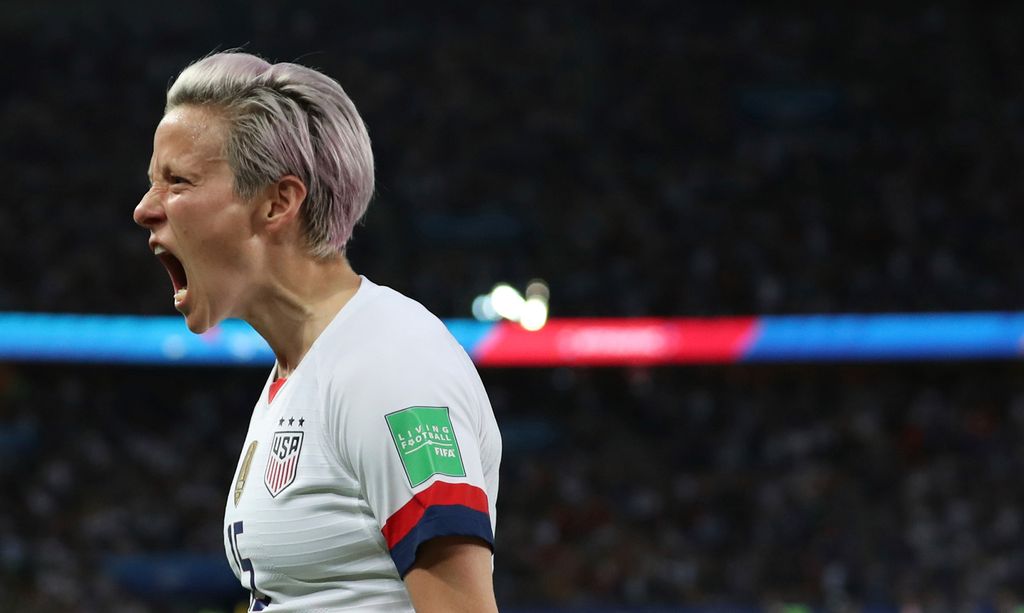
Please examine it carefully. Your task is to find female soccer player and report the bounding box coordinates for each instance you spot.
[133,52,501,612]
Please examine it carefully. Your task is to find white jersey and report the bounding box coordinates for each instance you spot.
[223,277,501,612]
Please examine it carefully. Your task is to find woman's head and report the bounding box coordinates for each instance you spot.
[165,51,374,258]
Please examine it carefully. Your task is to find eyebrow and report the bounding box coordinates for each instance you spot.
[146,164,178,184]
[146,153,222,185]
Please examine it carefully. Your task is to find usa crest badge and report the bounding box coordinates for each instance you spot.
[265,431,304,497]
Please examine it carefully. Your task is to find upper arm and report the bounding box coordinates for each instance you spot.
[335,336,498,579]
[403,536,498,613]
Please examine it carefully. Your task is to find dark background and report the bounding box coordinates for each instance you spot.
[3,2,1024,611]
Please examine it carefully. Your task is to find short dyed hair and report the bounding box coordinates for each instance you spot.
[166,52,374,258]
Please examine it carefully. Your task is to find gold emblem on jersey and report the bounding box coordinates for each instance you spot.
[234,440,258,507]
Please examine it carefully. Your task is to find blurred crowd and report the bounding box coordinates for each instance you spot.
[4,3,1024,318]
[4,363,1024,611]
[5,2,1024,612]
[494,364,1024,612]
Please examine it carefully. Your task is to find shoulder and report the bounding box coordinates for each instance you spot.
[314,278,475,397]
[364,282,451,338]
[356,280,462,362]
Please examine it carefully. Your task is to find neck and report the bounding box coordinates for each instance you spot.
[242,253,362,378]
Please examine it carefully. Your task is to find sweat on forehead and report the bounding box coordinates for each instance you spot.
[147,107,231,182]
[162,105,229,144]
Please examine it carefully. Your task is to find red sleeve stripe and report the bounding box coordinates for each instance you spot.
[381,481,490,549]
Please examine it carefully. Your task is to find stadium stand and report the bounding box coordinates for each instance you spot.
[3,3,1024,611]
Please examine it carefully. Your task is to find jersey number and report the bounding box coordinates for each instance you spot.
[227,521,272,611]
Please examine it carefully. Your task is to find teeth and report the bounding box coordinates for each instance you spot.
[154,245,167,255]
[174,288,188,304]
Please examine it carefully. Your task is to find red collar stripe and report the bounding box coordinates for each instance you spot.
[268,378,287,403]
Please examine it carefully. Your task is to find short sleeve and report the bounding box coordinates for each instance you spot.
[335,339,496,577]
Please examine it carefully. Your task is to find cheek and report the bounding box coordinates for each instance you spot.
[169,189,245,238]
[197,209,256,272]
[164,194,205,233]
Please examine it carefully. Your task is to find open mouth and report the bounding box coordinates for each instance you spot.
[155,246,189,305]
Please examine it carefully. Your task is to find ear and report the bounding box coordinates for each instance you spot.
[256,175,308,238]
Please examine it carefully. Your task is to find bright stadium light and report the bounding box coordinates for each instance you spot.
[472,294,500,322]
[471,280,550,330]
[525,279,549,303]
[520,296,548,331]
[490,284,526,322]
[521,279,550,331]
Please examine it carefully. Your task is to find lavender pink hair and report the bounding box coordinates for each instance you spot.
[166,52,374,258]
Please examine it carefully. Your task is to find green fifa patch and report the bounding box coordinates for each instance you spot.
[386,406,466,487]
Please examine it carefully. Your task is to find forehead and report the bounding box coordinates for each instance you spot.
[151,105,229,165]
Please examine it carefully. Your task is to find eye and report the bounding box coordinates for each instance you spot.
[170,175,191,185]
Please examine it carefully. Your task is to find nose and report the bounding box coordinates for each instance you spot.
[133,187,165,229]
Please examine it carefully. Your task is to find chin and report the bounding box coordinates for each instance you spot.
[184,318,209,335]
[182,309,216,335]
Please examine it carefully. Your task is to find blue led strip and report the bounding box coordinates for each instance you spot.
[0,313,275,365]
[745,312,1024,362]
[0,313,497,366]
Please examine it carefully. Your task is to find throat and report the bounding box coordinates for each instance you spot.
[276,362,293,379]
